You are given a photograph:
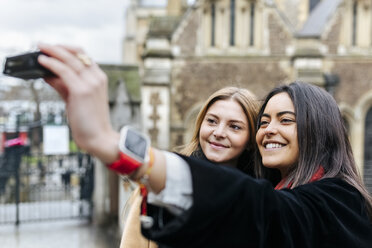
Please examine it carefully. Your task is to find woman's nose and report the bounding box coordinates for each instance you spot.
[213,124,226,138]
[264,122,278,135]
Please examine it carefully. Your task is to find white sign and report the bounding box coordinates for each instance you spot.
[43,125,70,155]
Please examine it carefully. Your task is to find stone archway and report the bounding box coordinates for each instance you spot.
[364,107,372,193]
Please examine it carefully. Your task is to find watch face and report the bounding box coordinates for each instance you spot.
[125,128,148,160]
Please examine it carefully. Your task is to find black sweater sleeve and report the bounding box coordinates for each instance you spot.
[142,155,372,248]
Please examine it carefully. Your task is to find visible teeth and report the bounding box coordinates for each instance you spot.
[265,143,283,149]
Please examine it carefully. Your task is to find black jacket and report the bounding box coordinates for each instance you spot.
[143,155,372,248]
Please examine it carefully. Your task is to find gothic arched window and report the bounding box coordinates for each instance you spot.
[230,0,236,46]
[352,1,358,46]
[309,0,320,12]
[211,2,216,47]
[249,1,255,46]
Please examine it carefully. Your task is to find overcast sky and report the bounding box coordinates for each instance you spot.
[0,0,130,66]
[0,0,194,86]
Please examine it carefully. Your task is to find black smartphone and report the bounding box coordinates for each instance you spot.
[2,51,54,80]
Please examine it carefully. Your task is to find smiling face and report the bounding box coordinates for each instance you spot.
[256,92,299,177]
[199,99,250,167]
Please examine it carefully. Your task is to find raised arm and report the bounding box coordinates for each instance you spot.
[38,43,166,193]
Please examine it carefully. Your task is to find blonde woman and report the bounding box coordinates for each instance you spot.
[120,87,259,248]
[180,86,259,175]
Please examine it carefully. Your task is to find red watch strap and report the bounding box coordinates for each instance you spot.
[106,151,142,175]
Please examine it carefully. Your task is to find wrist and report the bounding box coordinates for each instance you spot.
[105,126,151,176]
[130,147,154,182]
[89,130,120,164]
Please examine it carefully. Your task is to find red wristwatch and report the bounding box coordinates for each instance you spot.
[106,126,150,175]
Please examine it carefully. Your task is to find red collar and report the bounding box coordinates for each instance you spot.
[275,166,325,190]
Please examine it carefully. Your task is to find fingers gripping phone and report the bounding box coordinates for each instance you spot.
[2,51,54,79]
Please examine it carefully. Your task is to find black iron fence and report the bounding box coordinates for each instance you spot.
[0,147,94,225]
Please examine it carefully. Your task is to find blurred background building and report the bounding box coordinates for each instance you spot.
[0,63,140,242]
[1,0,372,243]
[124,0,372,194]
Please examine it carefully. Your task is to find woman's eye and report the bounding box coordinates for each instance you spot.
[281,118,295,123]
[259,120,269,127]
[207,118,217,124]
[230,124,241,130]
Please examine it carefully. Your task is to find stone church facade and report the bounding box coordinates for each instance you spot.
[123,0,372,191]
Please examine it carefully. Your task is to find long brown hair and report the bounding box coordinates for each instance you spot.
[255,82,372,217]
[180,87,260,174]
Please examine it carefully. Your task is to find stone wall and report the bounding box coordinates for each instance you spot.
[169,58,288,148]
[333,61,372,106]
[268,13,292,55]
[323,12,342,55]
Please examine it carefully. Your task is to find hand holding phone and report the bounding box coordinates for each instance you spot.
[2,51,54,79]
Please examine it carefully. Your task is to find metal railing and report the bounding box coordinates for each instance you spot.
[0,148,94,225]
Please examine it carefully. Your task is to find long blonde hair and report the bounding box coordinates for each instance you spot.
[180,87,260,173]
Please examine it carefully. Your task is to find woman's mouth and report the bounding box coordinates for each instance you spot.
[264,142,285,149]
[209,142,228,149]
